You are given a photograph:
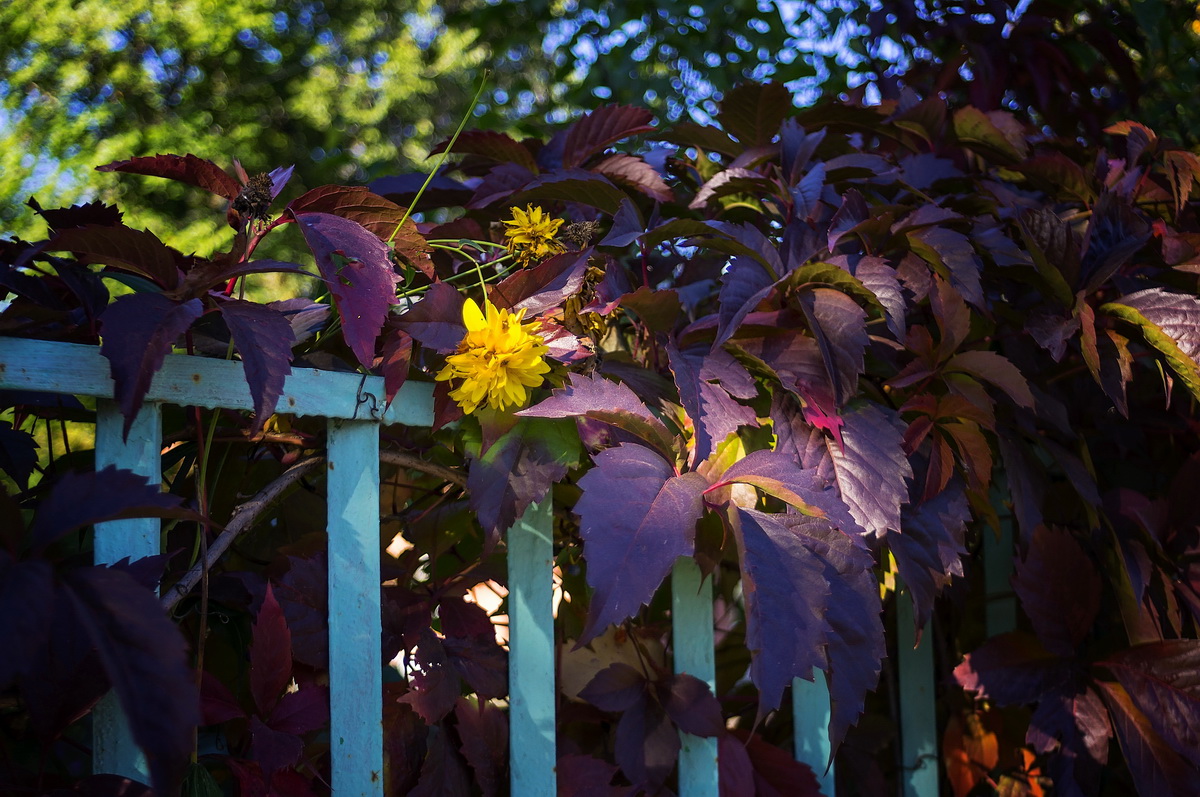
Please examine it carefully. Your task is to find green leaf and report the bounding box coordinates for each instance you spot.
[1102,289,1200,401]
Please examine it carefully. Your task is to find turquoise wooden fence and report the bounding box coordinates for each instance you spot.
[0,336,950,796]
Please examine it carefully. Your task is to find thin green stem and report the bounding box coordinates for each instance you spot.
[388,71,490,244]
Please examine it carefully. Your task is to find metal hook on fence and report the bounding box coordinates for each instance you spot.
[354,373,380,420]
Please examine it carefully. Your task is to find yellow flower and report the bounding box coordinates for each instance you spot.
[502,205,566,267]
[435,297,551,414]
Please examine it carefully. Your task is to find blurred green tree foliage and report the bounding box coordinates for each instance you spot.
[4,0,1199,256]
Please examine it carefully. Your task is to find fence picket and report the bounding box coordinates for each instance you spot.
[326,418,383,795]
[508,498,556,796]
[672,557,718,796]
[92,399,161,782]
[896,583,938,797]
[793,676,835,795]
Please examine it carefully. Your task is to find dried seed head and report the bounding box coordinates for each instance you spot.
[562,220,601,249]
[232,173,274,222]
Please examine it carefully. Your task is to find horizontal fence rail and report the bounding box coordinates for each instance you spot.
[0,336,943,796]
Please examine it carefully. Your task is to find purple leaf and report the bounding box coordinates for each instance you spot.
[715,255,778,349]
[443,631,508,699]
[519,372,678,460]
[556,755,621,797]
[1105,288,1200,401]
[954,632,1073,706]
[1079,192,1150,293]
[819,403,911,536]
[614,693,679,791]
[1014,528,1100,657]
[49,224,183,290]
[250,584,292,717]
[730,508,830,713]
[910,227,984,309]
[489,247,593,316]
[579,662,647,712]
[96,153,241,199]
[277,554,328,669]
[397,281,466,354]
[454,698,508,797]
[718,733,756,797]
[28,466,193,550]
[792,163,827,223]
[199,669,245,725]
[294,210,399,368]
[468,162,537,208]
[562,104,656,168]
[269,685,329,735]
[1099,681,1200,797]
[219,300,295,434]
[797,288,868,406]
[827,189,869,251]
[786,516,883,751]
[411,725,473,797]
[662,673,724,737]
[574,443,709,642]
[399,629,461,723]
[249,715,304,778]
[690,167,776,210]
[667,341,759,463]
[64,565,199,796]
[719,449,859,534]
[780,120,826,184]
[599,198,645,247]
[852,256,905,338]
[0,556,53,687]
[468,417,579,547]
[1102,641,1200,768]
[99,293,203,435]
[891,481,971,631]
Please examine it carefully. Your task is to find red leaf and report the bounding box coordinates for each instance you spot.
[249,715,303,778]
[591,153,673,202]
[718,82,793,148]
[729,728,823,797]
[563,105,655,168]
[382,328,413,406]
[431,130,538,172]
[251,583,292,717]
[293,210,399,367]
[288,185,432,276]
[48,224,183,290]
[1014,528,1100,656]
[96,153,242,200]
[511,168,628,214]
[945,350,1035,409]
